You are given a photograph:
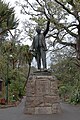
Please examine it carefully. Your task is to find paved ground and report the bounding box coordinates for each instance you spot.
[0,97,80,120]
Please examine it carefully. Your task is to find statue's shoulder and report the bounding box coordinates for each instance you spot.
[34,34,38,38]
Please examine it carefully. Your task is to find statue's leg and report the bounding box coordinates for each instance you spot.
[41,48,46,69]
[36,52,41,69]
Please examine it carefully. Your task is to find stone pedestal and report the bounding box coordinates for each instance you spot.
[24,71,61,114]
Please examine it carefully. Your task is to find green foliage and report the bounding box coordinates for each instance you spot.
[0,39,33,102]
[52,58,80,104]
[70,86,80,104]
[0,0,18,36]
[9,68,26,100]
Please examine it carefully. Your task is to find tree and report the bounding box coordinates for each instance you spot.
[0,0,34,102]
[0,0,18,38]
[18,0,80,61]
[51,57,80,104]
[0,39,33,101]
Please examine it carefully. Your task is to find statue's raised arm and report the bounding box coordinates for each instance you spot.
[43,20,50,37]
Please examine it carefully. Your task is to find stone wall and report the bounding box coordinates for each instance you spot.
[24,73,61,114]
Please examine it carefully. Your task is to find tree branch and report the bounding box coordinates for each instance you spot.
[52,17,77,38]
[54,0,73,15]
[36,0,50,20]
[21,5,41,16]
[26,0,39,12]
[54,0,80,22]
[59,41,76,49]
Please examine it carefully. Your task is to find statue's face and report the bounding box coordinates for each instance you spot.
[36,26,41,34]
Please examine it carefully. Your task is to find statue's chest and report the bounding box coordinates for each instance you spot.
[35,34,44,41]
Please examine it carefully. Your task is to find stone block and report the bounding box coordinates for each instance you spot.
[36,80,50,96]
[25,96,35,107]
[26,80,36,96]
[34,97,44,107]
[44,96,59,105]
[50,81,58,89]
[35,107,52,114]
[52,103,61,113]
[25,96,44,107]
[24,107,35,114]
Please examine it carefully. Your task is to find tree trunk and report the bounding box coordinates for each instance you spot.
[12,59,15,69]
[76,23,80,60]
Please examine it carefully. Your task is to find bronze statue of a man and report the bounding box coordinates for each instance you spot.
[32,20,50,70]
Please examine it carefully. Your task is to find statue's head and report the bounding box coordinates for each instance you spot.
[36,26,41,34]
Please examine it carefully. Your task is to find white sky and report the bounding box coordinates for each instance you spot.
[4,0,24,19]
[4,0,34,18]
